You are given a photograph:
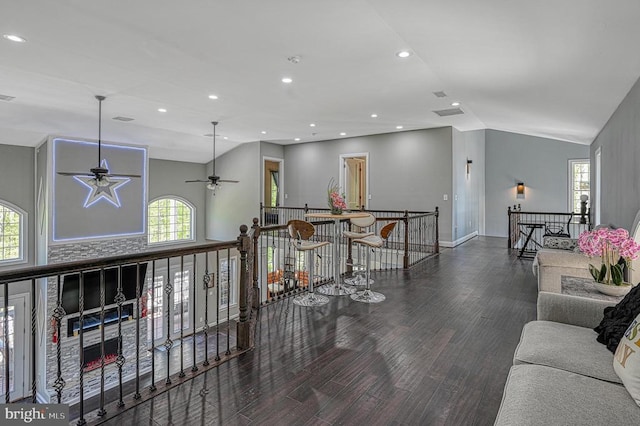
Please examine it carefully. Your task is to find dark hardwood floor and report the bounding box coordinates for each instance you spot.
[101,236,538,426]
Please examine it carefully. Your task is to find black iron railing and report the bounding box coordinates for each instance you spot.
[256,205,439,304]
[0,225,255,425]
[507,205,591,257]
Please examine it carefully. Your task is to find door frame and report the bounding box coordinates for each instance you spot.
[339,152,369,210]
[0,292,29,401]
[147,260,194,346]
[262,157,284,208]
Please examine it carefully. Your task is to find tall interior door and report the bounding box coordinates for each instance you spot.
[0,293,28,402]
[343,156,367,210]
[147,262,193,346]
[264,160,280,208]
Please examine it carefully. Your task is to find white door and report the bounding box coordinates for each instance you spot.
[147,262,193,346]
[0,294,28,402]
[340,154,368,210]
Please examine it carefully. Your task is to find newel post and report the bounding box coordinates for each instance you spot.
[237,224,253,350]
[251,218,261,310]
[403,210,410,269]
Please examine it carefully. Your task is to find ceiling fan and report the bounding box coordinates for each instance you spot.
[57,95,141,185]
[185,121,239,193]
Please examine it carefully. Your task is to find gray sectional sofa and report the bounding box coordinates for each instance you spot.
[495,292,640,425]
[531,234,593,293]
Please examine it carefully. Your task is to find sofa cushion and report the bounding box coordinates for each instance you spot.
[514,321,620,384]
[594,284,640,353]
[613,313,640,406]
[495,365,638,426]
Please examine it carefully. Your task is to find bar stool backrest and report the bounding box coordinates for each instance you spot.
[380,221,398,240]
[350,213,376,229]
[287,220,315,241]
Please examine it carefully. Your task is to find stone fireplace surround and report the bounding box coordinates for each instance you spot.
[45,236,152,404]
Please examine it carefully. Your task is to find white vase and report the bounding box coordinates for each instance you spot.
[593,282,632,297]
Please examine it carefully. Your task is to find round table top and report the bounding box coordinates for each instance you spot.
[305,211,371,219]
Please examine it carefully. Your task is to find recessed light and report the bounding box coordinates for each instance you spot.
[340,132,346,136]
[396,50,411,58]
[223,136,228,140]
[371,113,378,118]
[281,77,293,84]
[158,108,167,113]
[396,125,403,130]
[451,102,460,107]
[294,138,300,141]
[310,123,316,127]
[3,34,26,43]
[261,131,267,135]
[208,94,219,100]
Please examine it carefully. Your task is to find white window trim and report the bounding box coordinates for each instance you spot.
[0,199,27,266]
[567,159,590,214]
[147,195,196,246]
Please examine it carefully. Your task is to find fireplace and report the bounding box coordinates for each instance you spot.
[83,338,118,372]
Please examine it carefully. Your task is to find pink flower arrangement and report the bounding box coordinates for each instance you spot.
[327,178,347,214]
[578,227,640,286]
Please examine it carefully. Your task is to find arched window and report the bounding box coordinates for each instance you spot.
[147,197,194,244]
[0,201,25,263]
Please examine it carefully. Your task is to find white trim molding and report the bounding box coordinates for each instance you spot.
[440,231,478,248]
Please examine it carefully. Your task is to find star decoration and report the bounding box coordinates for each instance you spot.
[73,160,130,208]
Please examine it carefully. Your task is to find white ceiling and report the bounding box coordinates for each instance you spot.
[1,0,640,163]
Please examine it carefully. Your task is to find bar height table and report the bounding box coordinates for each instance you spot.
[304,212,371,296]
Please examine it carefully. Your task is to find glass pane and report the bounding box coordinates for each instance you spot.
[148,199,192,244]
[147,276,164,342]
[570,161,590,213]
[0,306,15,398]
[172,270,190,333]
[219,259,237,308]
[0,205,21,261]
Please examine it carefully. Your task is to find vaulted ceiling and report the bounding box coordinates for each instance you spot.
[2,0,640,163]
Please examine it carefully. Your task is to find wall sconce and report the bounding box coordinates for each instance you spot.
[516,182,525,198]
[466,159,472,178]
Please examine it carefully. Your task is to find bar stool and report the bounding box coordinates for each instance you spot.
[350,221,397,304]
[288,220,331,307]
[343,213,376,286]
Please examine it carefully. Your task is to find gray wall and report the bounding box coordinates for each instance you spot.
[260,141,284,160]
[484,129,590,237]
[0,144,35,270]
[452,129,485,241]
[282,128,453,242]
[51,139,146,241]
[149,159,208,243]
[590,75,640,232]
[207,142,260,241]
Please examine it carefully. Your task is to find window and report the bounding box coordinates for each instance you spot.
[569,160,590,214]
[219,257,237,308]
[0,201,24,263]
[148,197,194,244]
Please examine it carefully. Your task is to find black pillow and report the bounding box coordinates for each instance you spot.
[594,284,640,353]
